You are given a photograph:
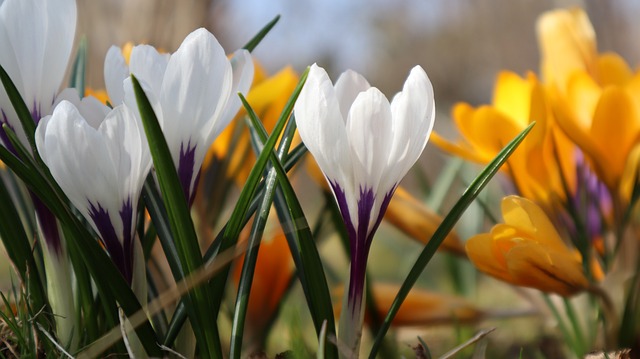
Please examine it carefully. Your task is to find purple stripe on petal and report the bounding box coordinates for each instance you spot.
[30,101,41,125]
[88,201,132,283]
[31,194,63,254]
[0,110,17,154]
[119,198,135,283]
[347,187,375,314]
[330,181,356,240]
[177,141,197,205]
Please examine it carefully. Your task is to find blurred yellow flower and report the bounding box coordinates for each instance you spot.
[536,7,598,90]
[84,87,109,104]
[385,187,465,255]
[233,230,292,343]
[431,71,576,207]
[537,7,633,89]
[334,283,482,327]
[538,7,640,197]
[202,63,299,185]
[466,195,590,297]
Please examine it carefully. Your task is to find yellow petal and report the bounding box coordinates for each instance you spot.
[429,131,490,163]
[465,233,513,284]
[618,143,640,203]
[536,7,598,88]
[597,53,633,86]
[505,243,589,296]
[500,196,569,251]
[84,87,110,105]
[455,105,521,156]
[492,71,531,126]
[590,87,640,190]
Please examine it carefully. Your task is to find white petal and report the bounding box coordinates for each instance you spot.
[346,87,393,193]
[104,46,129,105]
[55,88,110,129]
[159,28,232,170]
[214,49,254,142]
[385,66,435,188]
[129,44,169,98]
[295,64,352,187]
[39,0,76,116]
[37,100,150,242]
[334,70,370,121]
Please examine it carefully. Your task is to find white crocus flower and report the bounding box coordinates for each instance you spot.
[0,0,76,149]
[104,28,254,203]
[36,99,152,284]
[0,0,77,348]
[294,63,435,357]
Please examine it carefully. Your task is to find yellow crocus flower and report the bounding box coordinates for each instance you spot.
[431,71,576,207]
[202,63,299,185]
[537,7,640,198]
[552,72,640,194]
[536,7,598,90]
[466,195,590,297]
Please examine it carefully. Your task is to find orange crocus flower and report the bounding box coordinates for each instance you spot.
[233,231,293,344]
[334,283,482,327]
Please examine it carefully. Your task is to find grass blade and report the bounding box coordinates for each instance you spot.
[131,75,221,358]
[69,36,87,96]
[368,123,535,358]
[245,102,337,357]
[242,15,280,52]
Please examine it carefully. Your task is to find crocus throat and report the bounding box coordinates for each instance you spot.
[331,182,396,315]
[177,140,198,206]
[88,199,135,283]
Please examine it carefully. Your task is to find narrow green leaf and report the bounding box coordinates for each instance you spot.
[0,175,46,317]
[69,36,88,96]
[229,90,301,357]
[368,122,535,358]
[142,176,186,281]
[162,143,309,346]
[0,64,36,154]
[131,75,221,358]
[246,100,337,358]
[208,68,310,322]
[242,15,280,52]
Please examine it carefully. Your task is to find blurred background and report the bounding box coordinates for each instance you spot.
[77,0,640,109]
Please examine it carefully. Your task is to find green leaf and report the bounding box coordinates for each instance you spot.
[207,68,311,323]
[242,15,280,52]
[368,122,535,359]
[229,89,302,357]
[131,75,221,358]
[245,99,337,357]
[162,143,309,347]
[142,175,186,281]
[69,36,88,96]
[0,173,46,318]
[0,64,37,154]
